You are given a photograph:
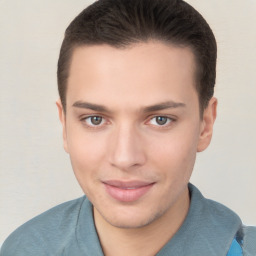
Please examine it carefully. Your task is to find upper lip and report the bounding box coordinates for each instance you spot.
[102,180,155,189]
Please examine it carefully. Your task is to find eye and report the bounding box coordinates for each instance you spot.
[149,116,173,126]
[83,116,105,127]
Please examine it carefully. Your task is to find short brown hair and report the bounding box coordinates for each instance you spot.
[57,0,217,113]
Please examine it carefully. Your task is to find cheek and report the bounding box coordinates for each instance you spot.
[66,126,107,179]
[67,134,106,198]
[148,126,199,177]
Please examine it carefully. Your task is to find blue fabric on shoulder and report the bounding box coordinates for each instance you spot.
[226,239,243,256]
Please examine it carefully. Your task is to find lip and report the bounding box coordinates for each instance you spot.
[103,180,155,202]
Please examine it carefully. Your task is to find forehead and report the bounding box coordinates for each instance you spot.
[66,42,198,110]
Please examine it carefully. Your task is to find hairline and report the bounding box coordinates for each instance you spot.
[60,39,205,118]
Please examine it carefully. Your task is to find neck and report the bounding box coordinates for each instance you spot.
[94,187,190,256]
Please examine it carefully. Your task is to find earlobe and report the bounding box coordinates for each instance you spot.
[56,99,69,153]
[197,97,217,152]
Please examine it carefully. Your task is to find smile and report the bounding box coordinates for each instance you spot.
[103,180,155,202]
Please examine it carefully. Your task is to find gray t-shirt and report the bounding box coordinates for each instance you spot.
[1,184,255,255]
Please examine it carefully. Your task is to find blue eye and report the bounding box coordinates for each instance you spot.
[150,116,172,126]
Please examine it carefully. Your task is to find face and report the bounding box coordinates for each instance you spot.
[57,42,216,229]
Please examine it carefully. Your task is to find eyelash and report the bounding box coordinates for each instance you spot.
[80,116,107,128]
[80,115,176,129]
[147,116,175,128]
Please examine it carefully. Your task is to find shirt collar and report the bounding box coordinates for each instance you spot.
[76,183,242,256]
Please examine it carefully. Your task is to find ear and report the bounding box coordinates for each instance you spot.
[56,99,69,153]
[197,97,217,152]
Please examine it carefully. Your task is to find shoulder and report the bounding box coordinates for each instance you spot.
[186,184,256,255]
[189,183,242,226]
[0,196,86,256]
[189,184,256,255]
[241,225,256,255]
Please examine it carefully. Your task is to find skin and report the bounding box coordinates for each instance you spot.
[57,41,217,256]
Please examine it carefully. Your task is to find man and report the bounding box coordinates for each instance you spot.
[1,0,255,255]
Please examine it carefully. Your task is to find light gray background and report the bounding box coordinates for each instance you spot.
[0,0,255,244]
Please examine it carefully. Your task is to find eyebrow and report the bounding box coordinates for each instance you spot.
[142,101,186,112]
[72,101,110,112]
[72,100,186,113]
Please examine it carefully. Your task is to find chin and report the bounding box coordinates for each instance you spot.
[96,204,166,230]
[105,216,155,229]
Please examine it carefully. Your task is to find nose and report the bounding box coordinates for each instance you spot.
[108,124,146,171]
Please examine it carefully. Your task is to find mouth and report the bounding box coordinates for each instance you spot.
[102,180,155,202]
